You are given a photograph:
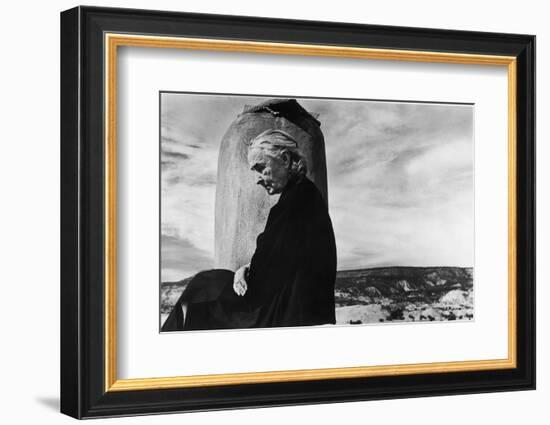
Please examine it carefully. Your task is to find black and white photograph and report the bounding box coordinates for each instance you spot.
[160,93,474,332]
[54,3,537,420]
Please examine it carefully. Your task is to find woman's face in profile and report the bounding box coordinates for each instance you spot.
[248,148,290,195]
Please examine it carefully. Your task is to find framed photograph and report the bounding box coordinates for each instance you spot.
[60,6,535,419]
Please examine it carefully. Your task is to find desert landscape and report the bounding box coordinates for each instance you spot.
[334,266,473,324]
[160,266,473,327]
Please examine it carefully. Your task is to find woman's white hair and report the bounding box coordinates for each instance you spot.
[248,129,308,177]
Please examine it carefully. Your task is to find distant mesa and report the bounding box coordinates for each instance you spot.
[161,266,474,326]
[334,266,473,324]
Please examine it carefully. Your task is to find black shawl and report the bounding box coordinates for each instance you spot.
[161,176,337,331]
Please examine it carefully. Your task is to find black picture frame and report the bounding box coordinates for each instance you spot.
[60,5,535,419]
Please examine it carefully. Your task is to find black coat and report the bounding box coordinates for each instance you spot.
[161,176,337,331]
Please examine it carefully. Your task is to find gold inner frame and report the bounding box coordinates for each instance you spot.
[104,33,517,392]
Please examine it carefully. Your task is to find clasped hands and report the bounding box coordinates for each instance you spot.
[233,263,250,296]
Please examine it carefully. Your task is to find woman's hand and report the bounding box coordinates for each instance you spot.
[233,263,250,296]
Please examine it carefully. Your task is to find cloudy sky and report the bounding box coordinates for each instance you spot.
[160,92,473,282]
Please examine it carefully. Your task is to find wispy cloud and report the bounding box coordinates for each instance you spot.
[160,94,253,281]
[161,93,474,280]
[300,99,473,269]
[161,234,213,281]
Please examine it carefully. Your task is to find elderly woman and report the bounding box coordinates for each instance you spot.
[162,129,337,331]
